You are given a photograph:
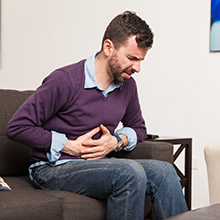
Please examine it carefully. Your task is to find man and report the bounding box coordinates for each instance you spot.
[6,11,188,220]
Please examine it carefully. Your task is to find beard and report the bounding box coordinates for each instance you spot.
[108,53,134,84]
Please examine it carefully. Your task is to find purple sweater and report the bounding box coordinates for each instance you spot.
[6,59,146,164]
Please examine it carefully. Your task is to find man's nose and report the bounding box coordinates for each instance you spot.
[132,61,141,73]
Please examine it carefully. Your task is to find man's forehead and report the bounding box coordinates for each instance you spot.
[127,53,146,60]
[123,36,148,55]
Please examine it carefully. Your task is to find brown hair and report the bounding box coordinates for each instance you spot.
[101,11,154,50]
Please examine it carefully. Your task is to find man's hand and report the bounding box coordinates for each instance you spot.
[61,126,101,158]
[80,124,118,160]
[61,124,128,160]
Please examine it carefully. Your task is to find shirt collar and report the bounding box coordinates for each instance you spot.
[84,53,123,95]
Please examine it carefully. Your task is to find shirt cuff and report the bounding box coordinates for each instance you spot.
[115,127,137,151]
[46,131,67,163]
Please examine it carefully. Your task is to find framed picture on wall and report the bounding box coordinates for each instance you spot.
[210,0,220,51]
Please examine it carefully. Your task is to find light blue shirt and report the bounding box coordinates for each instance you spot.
[29,53,137,179]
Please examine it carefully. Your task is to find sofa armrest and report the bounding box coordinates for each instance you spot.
[108,140,173,164]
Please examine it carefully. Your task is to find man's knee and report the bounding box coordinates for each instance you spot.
[114,159,147,189]
[160,161,177,177]
[153,160,179,185]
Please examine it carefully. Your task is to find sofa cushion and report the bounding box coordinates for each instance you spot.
[0,137,30,176]
[1,176,63,220]
[3,176,108,220]
[165,204,220,220]
[45,190,107,219]
[0,89,34,176]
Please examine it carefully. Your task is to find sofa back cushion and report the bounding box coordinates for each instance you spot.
[0,89,35,176]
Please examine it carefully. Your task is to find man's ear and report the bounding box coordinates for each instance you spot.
[103,39,114,57]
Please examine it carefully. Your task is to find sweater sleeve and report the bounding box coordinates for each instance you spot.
[6,70,74,153]
[121,79,147,143]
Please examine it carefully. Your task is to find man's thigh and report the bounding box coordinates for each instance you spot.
[32,158,146,199]
[134,159,177,181]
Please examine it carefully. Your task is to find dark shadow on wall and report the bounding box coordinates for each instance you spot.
[0,0,1,68]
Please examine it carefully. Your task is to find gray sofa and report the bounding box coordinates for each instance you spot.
[165,204,220,220]
[0,89,174,220]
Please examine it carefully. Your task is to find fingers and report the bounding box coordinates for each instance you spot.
[82,139,103,147]
[84,126,101,139]
[83,124,109,146]
[80,147,104,160]
[83,124,109,140]
[100,124,110,135]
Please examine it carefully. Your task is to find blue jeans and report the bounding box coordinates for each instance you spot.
[31,158,188,220]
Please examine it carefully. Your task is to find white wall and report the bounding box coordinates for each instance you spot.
[1,0,219,209]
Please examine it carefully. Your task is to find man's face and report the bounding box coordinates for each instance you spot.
[108,36,148,84]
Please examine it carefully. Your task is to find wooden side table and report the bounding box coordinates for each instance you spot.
[148,137,192,210]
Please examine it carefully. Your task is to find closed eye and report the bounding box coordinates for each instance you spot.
[128,56,138,61]
[128,56,144,61]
